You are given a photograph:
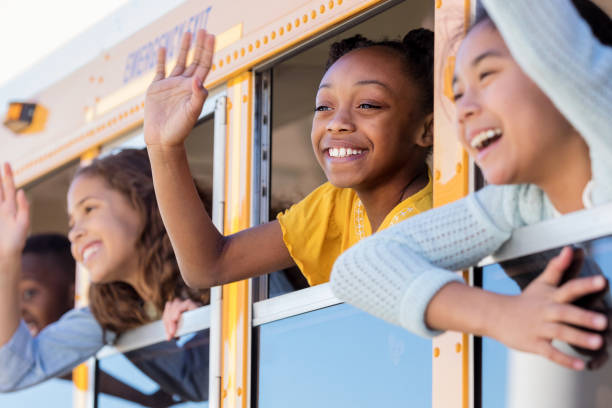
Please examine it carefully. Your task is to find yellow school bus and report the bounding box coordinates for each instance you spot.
[1,0,611,407]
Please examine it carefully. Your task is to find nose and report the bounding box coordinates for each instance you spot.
[326,106,356,134]
[455,88,481,124]
[68,221,85,245]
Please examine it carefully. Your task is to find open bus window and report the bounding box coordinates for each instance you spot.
[97,329,210,407]
[481,235,612,408]
[256,303,431,407]
[264,0,434,298]
[0,161,80,407]
[25,160,79,236]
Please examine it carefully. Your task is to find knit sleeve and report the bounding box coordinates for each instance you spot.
[331,193,512,337]
[482,0,612,205]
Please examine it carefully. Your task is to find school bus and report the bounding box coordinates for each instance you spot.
[1,0,611,407]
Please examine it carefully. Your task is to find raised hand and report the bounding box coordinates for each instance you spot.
[0,163,30,258]
[491,247,608,370]
[144,29,215,149]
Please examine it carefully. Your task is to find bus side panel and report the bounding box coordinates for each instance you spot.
[221,72,253,408]
[432,1,473,408]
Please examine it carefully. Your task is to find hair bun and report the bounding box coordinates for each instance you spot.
[326,34,374,70]
[403,28,434,58]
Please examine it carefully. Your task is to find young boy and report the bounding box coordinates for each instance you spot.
[19,234,75,336]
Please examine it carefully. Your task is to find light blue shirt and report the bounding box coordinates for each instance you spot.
[0,307,114,392]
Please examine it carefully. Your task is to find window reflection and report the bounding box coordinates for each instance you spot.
[257,303,432,407]
[482,235,612,408]
[0,379,72,407]
[97,330,210,407]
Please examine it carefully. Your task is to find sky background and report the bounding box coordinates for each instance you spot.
[0,0,129,88]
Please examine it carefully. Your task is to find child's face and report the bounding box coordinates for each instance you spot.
[452,21,577,186]
[67,175,142,284]
[20,253,73,336]
[311,47,430,191]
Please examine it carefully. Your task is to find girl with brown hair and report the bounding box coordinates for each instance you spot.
[0,149,210,402]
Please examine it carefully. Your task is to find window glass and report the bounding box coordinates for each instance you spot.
[97,330,210,407]
[257,303,432,407]
[481,235,612,408]
[0,379,72,407]
[266,0,434,297]
[0,163,79,407]
[25,160,80,235]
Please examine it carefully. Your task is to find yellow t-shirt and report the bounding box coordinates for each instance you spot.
[277,176,433,286]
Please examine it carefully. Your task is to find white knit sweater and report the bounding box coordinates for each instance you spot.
[330,0,612,337]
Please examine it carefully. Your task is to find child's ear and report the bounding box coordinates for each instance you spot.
[415,113,433,148]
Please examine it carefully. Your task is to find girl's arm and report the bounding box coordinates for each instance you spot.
[426,249,608,370]
[482,0,612,205]
[145,31,293,289]
[334,244,607,370]
[0,308,111,391]
[331,193,510,335]
[0,164,29,348]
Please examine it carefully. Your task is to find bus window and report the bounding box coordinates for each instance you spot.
[97,329,210,407]
[0,161,79,407]
[92,116,215,406]
[261,0,434,298]
[256,303,432,407]
[253,2,434,405]
[184,117,215,207]
[26,160,80,235]
[481,235,612,408]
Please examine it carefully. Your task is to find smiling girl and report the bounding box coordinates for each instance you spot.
[331,0,612,371]
[145,29,435,293]
[0,151,210,401]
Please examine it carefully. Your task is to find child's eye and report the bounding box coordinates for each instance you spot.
[315,105,332,112]
[84,205,96,214]
[23,289,37,301]
[358,103,381,109]
[453,92,463,102]
[478,71,496,81]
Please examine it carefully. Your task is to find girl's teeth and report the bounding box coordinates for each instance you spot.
[470,128,502,150]
[329,148,363,158]
[83,245,99,262]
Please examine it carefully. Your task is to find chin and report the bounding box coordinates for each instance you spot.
[480,166,516,186]
[324,171,363,189]
[327,177,358,189]
[88,268,113,284]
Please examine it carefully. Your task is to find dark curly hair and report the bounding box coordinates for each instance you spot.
[23,233,75,284]
[473,0,612,46]
[73,148,210,334]
[324,28,434,116]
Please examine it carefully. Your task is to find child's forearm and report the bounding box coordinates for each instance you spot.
[0,254,22,347]
[425,282,506,338]
[148,145,227,288]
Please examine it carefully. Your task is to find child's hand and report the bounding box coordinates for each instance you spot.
[162,298,201,340]
[0,163,30,258]
[144,29,215,149]
[490,247,608,370]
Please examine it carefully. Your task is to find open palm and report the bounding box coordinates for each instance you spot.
[0,163,30,257]
[144,30,215,148]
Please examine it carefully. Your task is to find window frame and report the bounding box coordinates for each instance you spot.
[479,202,612,267]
